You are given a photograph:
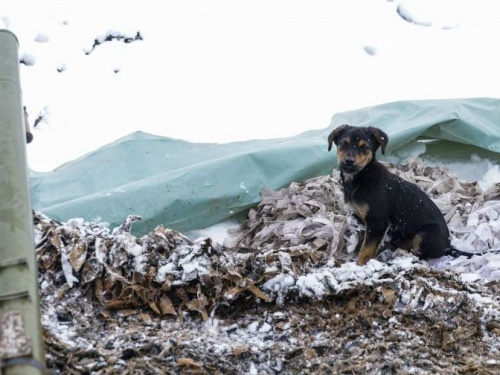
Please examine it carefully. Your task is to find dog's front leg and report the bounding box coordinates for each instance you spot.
[357,222,386,266]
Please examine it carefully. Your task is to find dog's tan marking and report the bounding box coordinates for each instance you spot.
[357,238,380,266]
[336,137,350,161]
[412,233,422,251]
[358,140,369,149]
[337,148,347,163]
[399,233,423,252]
[398,239,412,250]
[354,150,373,169]
[351,202,369,222]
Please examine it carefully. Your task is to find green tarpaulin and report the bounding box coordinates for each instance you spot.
[30,98,500,234]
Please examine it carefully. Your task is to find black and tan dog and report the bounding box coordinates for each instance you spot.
[328,124,450,265]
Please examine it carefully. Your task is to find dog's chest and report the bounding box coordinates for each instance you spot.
[347,200,369,222]
[342,180,372,222]
[342,181,358,203]
[342,186,368,221]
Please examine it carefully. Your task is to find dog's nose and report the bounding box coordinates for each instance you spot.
[344,158,354,165]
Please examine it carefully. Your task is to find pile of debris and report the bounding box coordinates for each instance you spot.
[36,159,500,373]
[227,159,500,259]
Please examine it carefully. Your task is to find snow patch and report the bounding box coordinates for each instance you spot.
[20,51,36,66]
[363,45,377,56]
[34,32,50,43]
[396,0,461,29]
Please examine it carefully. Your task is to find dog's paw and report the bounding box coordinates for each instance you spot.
[376,249,393,263]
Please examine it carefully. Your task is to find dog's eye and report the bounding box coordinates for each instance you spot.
[359,144,369,151]
[340,141,349,147]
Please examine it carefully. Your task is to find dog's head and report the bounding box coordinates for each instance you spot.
[327,125,388,174]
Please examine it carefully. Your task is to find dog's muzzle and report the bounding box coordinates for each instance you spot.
[340,159,359,174]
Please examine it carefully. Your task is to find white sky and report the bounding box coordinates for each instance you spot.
[2,0,500,171]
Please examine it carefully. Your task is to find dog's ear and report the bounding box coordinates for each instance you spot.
[328,124,350,151]
[368,127,388,155]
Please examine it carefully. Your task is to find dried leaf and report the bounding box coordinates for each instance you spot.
[275,321,291,331]
[442,332,455,350]
[159,296,177,316]
[105,300,129,310]
[381,287,397,305]
[140,313,152,324]
[226,267,243,280]
[61,250,78,288]
[196,286,209,308]
[82,258,103,284]
[249,284,271,302]
[382,309,393,319]
[117,309,138,318]
[347,297,357,312]
[278,251,293,269]
[305,348,318,359]
[56,284,70,300]
[233,344,248,357]
[95,238,108,265]
[176,288,189,302]
[100,309,111,319]
[40,251,59,270]
[178,358,203,368]
[49,235,62,250]
[70,240,88,272]
[94,278,104,304]
[224,287,244,301]
[149,301,161,315]
[186,298,208,321]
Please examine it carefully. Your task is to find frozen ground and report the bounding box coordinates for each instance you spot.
[35,162,500,373]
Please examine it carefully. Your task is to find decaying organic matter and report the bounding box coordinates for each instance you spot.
[36,159,500,374]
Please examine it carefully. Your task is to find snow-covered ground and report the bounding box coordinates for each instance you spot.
[3,0,500,172]
[36,210,500,373]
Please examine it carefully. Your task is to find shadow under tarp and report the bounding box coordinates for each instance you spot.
[30,97,500,234]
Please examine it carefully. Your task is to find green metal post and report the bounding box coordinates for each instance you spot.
[0,30,46,374]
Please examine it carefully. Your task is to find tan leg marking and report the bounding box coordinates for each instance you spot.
[357,237,381,266]
[412,234,422,251]
[351,202,369,222]
[398,233,423,252]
